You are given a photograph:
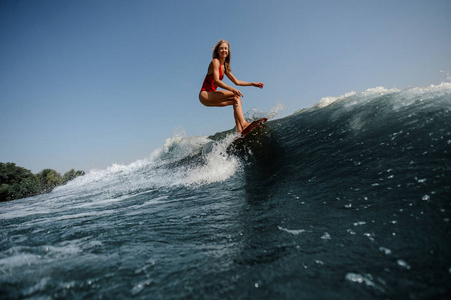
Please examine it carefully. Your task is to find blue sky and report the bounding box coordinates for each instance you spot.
[1,0,450,173]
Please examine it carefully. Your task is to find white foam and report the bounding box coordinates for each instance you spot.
[278,226,306,235]
[49,129,242,209]
[0,252,42,269]
[150,128,209,164]
[345,273,382,291]
[307,83,449,112]
[315,91,357,108]
[184,134,240,186]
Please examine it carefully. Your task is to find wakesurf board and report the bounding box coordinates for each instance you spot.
[238,118,268,139]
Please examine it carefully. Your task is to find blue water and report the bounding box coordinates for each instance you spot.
[1,84,450,299]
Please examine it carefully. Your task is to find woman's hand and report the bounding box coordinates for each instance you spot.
[232,88,244,98]
[253,82,264,89]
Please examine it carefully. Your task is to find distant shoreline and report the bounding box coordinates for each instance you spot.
[0,162,85,202]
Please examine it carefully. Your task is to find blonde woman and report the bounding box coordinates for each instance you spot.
[199,40,264,133]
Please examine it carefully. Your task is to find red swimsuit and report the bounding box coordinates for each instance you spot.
[200,63,223,92]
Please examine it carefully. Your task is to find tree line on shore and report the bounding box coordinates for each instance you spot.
[0,162,85,202]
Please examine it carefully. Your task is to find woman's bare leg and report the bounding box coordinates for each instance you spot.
[234,111,242,132]
[233,96,247,132]
[200,91,251,132]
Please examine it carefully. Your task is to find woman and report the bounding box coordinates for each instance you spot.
[199,39,264,133]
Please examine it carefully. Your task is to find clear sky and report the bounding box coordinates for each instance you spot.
[1,0,450,174]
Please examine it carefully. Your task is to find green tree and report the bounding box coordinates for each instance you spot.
[1,162,85,201]
[0,184,10,201]
[36,169,62,192]
[0,163,40,201]
[0,162,33,185]
[62,169,86,184]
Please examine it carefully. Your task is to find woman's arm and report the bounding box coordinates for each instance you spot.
[226,71,264,89]
[212,59,243,97]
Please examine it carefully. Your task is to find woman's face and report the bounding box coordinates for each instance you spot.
[217,43,229,59]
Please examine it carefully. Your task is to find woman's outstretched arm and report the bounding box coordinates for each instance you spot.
[225,71,264,89]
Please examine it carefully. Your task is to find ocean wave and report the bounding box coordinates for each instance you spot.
[54,82,450,203]
[1,82,450,299]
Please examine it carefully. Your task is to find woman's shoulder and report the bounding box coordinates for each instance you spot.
[209,58,222,71]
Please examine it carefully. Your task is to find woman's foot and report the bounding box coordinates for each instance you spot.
[238,121,252,133]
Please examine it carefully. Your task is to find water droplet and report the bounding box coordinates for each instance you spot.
[353,221,366,226]
[321,232,331,240]
[347,229,356,235]
[379,247,392,255]
[397,259,411,270]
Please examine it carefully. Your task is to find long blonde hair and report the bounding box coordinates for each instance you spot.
[213,39,231,73]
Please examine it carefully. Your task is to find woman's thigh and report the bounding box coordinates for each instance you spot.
[199,90,235,107]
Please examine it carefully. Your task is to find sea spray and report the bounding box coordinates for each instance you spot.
[185,133,240,186]
[245,103,285,121]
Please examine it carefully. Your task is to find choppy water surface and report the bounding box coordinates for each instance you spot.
[1,84,450,299]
